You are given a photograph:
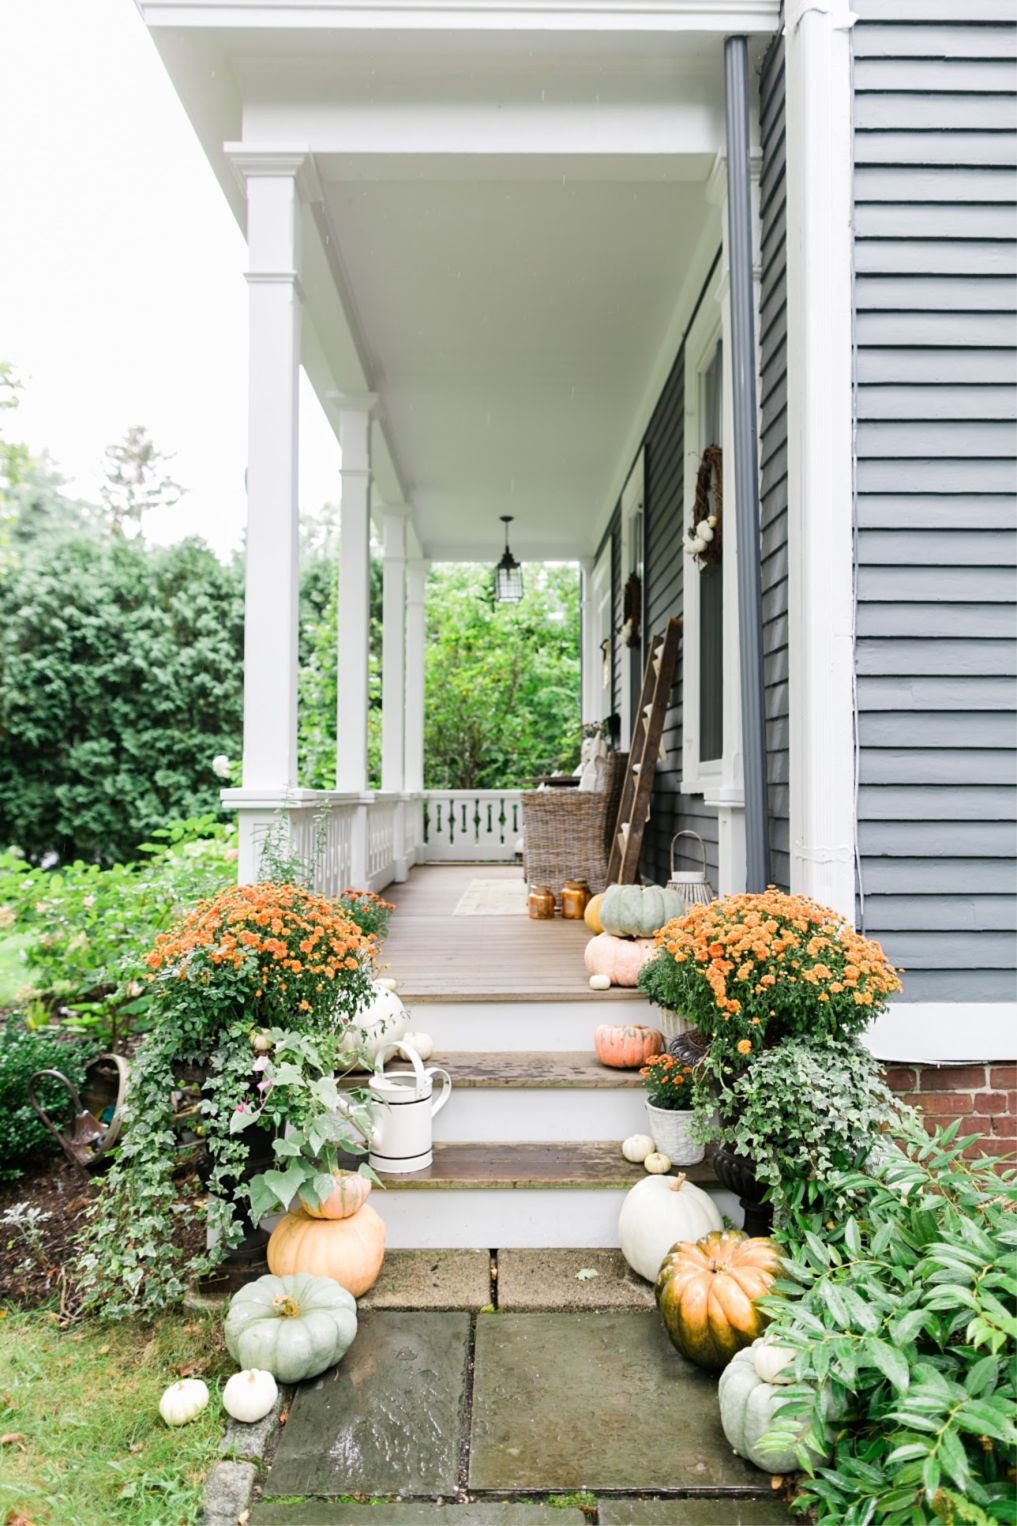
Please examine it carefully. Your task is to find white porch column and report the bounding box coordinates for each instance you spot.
[333,393,376,886]
[579,558,600,724]
[227,149,306,882]
[784,0,857,921]
[404,559,430,794]
[382,505,410,879]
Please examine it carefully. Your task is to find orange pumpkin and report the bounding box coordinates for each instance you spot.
[655,1229,781,1371]
[267,1202,386,1296]
[594,1023,664,1069]
[584,892,605,935]
[300,1169,372,1221]
[583,932,656,987]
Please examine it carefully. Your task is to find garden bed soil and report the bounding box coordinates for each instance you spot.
[0,1148,207,1316]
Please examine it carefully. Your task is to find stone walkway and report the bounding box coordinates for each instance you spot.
[224,1252,797,1526]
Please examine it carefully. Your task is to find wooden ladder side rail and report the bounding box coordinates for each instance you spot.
[606,617,683,885]
[606,631,665,879]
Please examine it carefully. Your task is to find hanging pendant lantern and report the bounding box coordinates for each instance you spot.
[494,515,524,604]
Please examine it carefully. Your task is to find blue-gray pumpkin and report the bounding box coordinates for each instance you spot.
[718,1338,836,1473]
[599,884,686,939]
[224,1271,357,1384]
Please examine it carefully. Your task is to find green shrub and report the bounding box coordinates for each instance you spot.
[0,533,244,864]
[0,815,237,1048]
[756,1119,1017,1526]
[0,1020,89,1180]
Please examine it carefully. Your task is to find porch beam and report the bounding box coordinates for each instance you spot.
[230,150,305,812]
[723,37,770,893]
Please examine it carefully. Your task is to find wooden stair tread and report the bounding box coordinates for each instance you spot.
[362,1141,715,1191]
[342,1052,647,1089]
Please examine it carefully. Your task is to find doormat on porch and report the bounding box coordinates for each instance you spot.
[453,878,528,916]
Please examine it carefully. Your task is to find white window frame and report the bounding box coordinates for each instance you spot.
[618,449,645,745]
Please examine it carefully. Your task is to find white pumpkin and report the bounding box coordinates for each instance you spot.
[159,1378,209,1427]
[398,1032,434,1062]
[644,1152,672,1174]
[753,1342,796,1386]
[589,974,611,991]
[621,1133,655,1164]
[222,1368,278,1424]
[617,1171,724,1282]
[337,980,410,1069]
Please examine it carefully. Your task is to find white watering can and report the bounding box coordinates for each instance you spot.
[368,1042,452,1174]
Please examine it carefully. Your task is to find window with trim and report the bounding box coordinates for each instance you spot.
[699,342,723,762]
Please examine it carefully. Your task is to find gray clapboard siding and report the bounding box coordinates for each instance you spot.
[758,31,790,892]
[859,785,1016,821]
[641,335,720,891]
[852,5,1017,1005]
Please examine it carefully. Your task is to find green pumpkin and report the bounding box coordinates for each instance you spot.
[718,1339,837,1473]
[600,883,686,939]
[224,1271,358,1384]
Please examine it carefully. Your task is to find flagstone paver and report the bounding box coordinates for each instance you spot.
[496,1249,655,1311]
[251,1505,586,1525]
[598,1497,796,1524]
[357,1249,492,1310]
[468,1313,765,1493]
[263,1312,470,1498]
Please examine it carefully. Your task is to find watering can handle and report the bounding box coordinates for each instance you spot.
[27,1068,87,1141]
[425,1067,452,1119]
[373,1041,426,1085]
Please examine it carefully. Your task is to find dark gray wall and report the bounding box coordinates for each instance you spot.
[759,31,791,892]
[642,349,721,890]
[852,0,1017,1001]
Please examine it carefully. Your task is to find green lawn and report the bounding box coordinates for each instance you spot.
[0,932,32,1007]
[0,1308,233,1526]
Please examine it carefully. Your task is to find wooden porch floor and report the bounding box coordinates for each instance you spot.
[378,863,640,1003]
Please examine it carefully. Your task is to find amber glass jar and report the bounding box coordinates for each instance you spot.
[528,885,555,919]
[561,878,592,919]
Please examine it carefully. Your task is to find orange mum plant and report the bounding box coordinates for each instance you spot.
[638,887,901,1067]
[145,880,377,1036]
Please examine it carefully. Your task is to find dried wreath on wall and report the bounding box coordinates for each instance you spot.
[684,444,723,569]
[620,572,642,648]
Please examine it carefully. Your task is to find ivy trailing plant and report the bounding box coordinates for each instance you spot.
[753,1119,1017,1526]
[719,1036,906,1229]
[76,882,378,1319]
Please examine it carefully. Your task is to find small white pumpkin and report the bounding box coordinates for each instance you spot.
[222,1368,279,1424]
[753,1342,796,1386]
[159,1377,209,1427]
[618,1171,724,1282]
[621,1133,655,1164]
[398,1032,434,1062]
[644,1152,672,1174]
[589,974,611,991]
[376,978,399,992]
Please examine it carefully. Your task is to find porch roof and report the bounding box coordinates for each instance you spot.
[139,1,777,563]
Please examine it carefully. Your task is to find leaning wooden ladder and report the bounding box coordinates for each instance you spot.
[606,617,683,885]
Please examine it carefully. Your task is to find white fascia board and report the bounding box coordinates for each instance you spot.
[863,1005,1017,1066]
[139,3,782,36]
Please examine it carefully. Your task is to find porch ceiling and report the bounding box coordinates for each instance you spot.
[142,5,777,561]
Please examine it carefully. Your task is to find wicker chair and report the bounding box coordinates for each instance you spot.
[521,752,627,904]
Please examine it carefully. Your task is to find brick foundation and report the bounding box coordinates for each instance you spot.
[883,1062,1017,1161]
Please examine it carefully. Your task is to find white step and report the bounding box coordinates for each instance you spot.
[398,998,650,1052]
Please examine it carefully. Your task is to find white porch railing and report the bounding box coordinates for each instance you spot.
[224,786,522,892]
[421,790,523,863]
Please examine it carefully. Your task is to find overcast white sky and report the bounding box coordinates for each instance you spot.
[0,0,340,559]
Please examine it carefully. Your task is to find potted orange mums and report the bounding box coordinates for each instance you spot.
[638,889,903,1230]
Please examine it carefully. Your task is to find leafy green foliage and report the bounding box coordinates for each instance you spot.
[755,1119,1017,1526]
[0,534,245,863]
[718,1037,905,1226]
[423,562,581,788]
[0,1018,89,1180]
[0,816,238,1047]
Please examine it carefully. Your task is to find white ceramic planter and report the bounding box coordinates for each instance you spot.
[645,1102,705,1166]
[655,1008,694,1040]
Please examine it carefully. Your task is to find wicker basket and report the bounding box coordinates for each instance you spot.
[521,752,626,905]
[666,830,713,909]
